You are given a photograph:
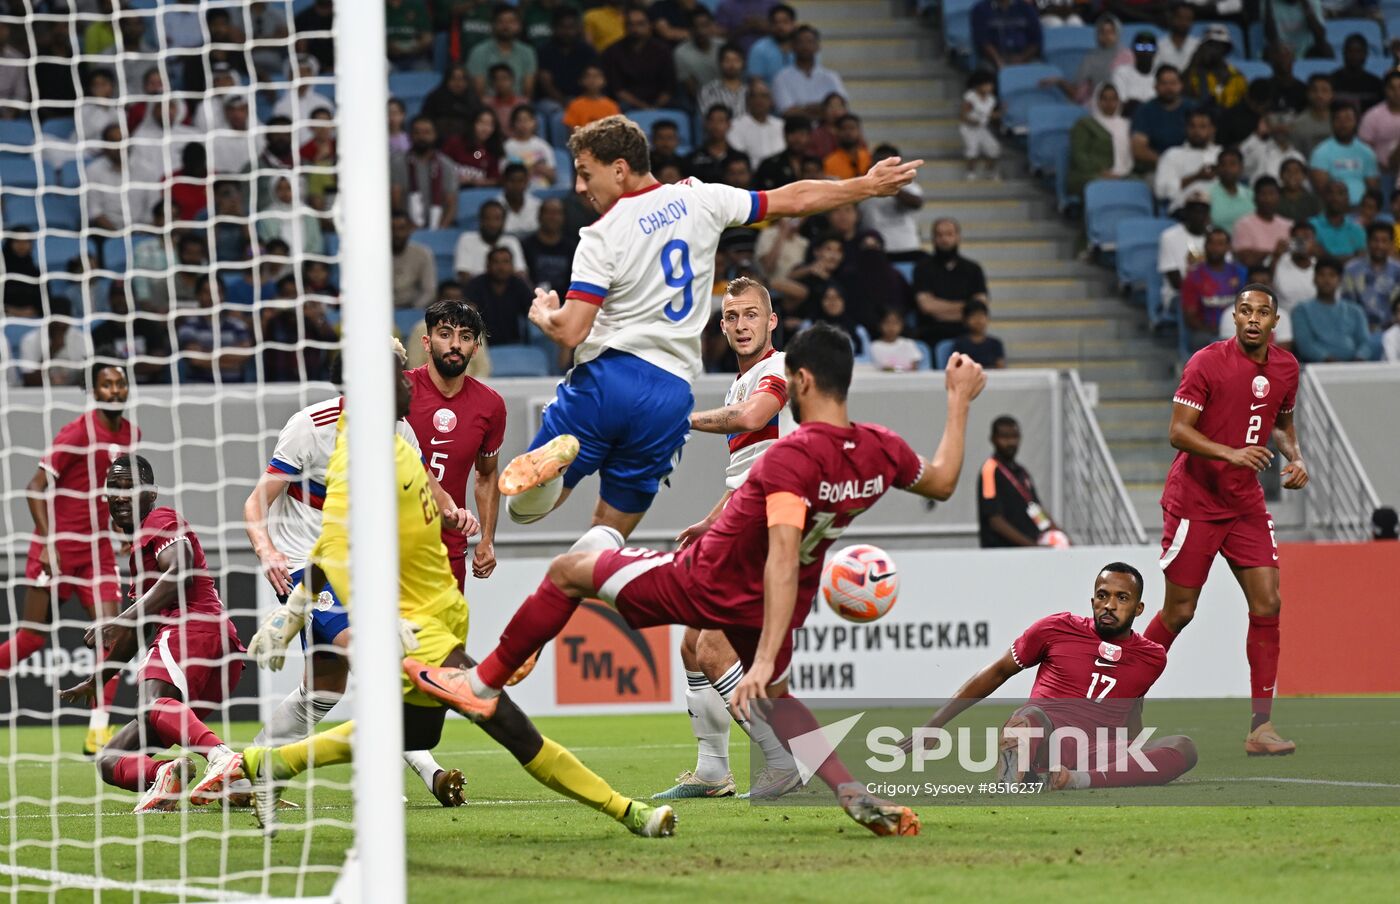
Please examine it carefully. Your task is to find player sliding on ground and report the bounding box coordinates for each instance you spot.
[902,563,1197,792]
[233,356,674,838]
[498,115,923,545]
[407,324,987,837]
[60,455,248,812]
[0,363,137,755]
[1147,284,1307,755]
[243,338,475,806]
[657,278,799,801]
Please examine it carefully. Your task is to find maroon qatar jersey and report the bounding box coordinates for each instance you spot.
[1161,339,1298,521]
[129,507,228,627]
[684,421,925,628]
[1012,612,1166,733]
[403,366,506,559]
[37,411,138,548]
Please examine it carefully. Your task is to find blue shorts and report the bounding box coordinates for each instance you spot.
[530,350,693,514]
[288,567,350,652]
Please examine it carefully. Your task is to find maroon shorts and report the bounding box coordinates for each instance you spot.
[592,547,793,684]
[136,622,246,717]
[24,540,121,612]
[450,552,467,592]
[1159,509,1279,589]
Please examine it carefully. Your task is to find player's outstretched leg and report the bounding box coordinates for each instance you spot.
[95,720,196,813]
[654,628,736,799]
[241,721,356,835]
[1048,736,1198,790]
[501,434,580,526]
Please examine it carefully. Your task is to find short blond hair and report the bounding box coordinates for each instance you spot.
[568,115,651,173]
[723,276,772,315]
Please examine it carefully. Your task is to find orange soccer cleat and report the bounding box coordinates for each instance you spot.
[837,783,920,837]
[1245,721,1297,756]
[498,435,579,496]
[404,658,499,722]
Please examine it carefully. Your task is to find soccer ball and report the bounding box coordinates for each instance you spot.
[821,544,899,623]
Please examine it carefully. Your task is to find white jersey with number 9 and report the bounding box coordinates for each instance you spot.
[565,178,770,382]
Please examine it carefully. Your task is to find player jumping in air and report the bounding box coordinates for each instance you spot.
[497,115,922,550]
[403,300,506,588]
[243,339,476,805]
[407,325,987,837]
[0,363,138,755]
[655,277,800,801]
[1148,284,1306,755]
[235,356,675,838]
[60,455,248,813]
[903,563,1197,792]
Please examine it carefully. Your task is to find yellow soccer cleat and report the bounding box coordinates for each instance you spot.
[498,435,579,496]
[82,725,118,756]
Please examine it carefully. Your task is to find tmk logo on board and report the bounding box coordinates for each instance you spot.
[555,601,671,705]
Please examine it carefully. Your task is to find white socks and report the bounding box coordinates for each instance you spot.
[88,707,109,732]
[507,477,564,524]
[402,749,447,791]
[713,662,797,776]
[686,670,733,782]
[568,524,625,553]
[254,684,341,746]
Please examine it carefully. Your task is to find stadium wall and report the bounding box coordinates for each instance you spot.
[1305,363,1400,506]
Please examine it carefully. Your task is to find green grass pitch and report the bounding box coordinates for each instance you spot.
[4,707,1400,903]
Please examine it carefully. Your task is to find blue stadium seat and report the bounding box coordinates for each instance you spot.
[931,339,952,371]
[4,321,38,359]
[543,106,566,149]
[1291,59,1338,83]
[0,119,35,148]
[1247,21,1265,59]
[41,117,76,142]
[0,157,41,188]
[853,324,873,363]
[626,109,691,148]
[893,261,915,284]
[1084,179,1154,251]
[526,322,563,375]
[456,187,502,229]
[943,0,978,64]
[553,148,573,190]
[1190,21,1246,55]
[323,232,340,258]
[388,71,440,117]
[1043,26,1097,80]
[56,159,81,188]
[394,308,423,341]
[1232,60,1271,83]
[413,228,462,283]
[490,344,550,377]
[1390,17,1400,48]
[2,192,37,230]
[42,193,82,231]
[997,64,1064,134]
[1120,26,1165,50]
[38,235,89,272]
[433,32,451,71]
[1327,19,1385,57]
[1051,133,1076,213]
[1114,216,1174,290]
[1027,103,1085,176]
[1365,56,1391,78]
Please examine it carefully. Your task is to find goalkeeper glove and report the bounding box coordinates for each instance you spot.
[248,583,313,671]
[398,618,421,656]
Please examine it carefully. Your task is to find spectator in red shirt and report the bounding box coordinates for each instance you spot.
[1181,227,1248,349]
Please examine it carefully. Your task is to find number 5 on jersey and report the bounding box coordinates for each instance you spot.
[430,451,448,482]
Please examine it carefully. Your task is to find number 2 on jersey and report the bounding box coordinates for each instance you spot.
[659,239,694,322]
[1245,414,1262,445]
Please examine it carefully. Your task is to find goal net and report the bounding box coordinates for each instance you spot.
[1,1,401,899]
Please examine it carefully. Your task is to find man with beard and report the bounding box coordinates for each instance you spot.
[911,217,989,348]
[902,564,1196,792]
[241,339,475,805]
[405,300,506,588]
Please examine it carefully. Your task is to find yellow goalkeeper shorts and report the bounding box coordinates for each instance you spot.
[400,599,470,707]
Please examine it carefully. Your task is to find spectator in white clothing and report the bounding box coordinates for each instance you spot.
[1157,190,1211,315]
[1154,108,1221,213]
[1153,3,1199,73]
[869,308,923,372]
[84,123,156,232]
[273,54,335,145]
[1241,111,1306,185]
[1273,220,1319,311]
[496,163,542,236]
[18,315,90,388]
[454,200,528,282]
[209,95,262,175]
[859,144,925,262]
[772,26,846,119]
[1111,31,1160,110]
[1383,296,1400,361]
[729,79,786,166]
[0,21,29,109]
[504,105,558,188]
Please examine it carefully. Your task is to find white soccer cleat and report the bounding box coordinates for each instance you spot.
[189,748,243,806]
[243,748,280,837]
[738,765,804,800]
[133,756,195,813]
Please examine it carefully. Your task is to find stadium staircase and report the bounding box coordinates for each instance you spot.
[806,0,1187,534]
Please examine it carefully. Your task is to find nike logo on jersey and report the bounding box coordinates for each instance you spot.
[1262,685,1276,692]
[1250,403,1267,410]
[403,481,413,491]
[1093,658,1118,668]
[430,437,452,445]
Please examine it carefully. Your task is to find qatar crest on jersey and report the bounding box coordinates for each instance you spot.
[1098,641,1122,662]
[433,408,458,433]
[1251,375,1270,399]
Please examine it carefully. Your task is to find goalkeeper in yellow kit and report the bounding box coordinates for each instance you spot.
[226,350,675,838]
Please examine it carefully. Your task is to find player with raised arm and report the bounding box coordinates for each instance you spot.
[1146,284,1306,755]
[407,325,986,837]
[497,115,923,549]
[232,357,675,839]
[903,564,1196,792]
[403,300,506,587]
[655,277,800,801]
[0,363,137,755]
[243,339,476,806]
[59,455,247,813]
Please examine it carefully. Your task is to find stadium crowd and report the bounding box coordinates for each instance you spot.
[961,0,1400,362]
[0,0,1012,387]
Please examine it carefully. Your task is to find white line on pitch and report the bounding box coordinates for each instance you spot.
[1197,776,1400,789]
[0,863,256,900]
